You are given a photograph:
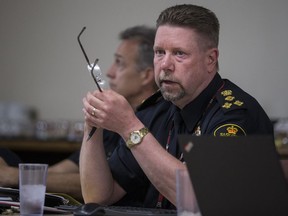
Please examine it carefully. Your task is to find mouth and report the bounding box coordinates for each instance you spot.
[160,79,178,87]
[108,82,116,89]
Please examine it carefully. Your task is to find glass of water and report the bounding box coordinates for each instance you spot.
[19,163,48,216]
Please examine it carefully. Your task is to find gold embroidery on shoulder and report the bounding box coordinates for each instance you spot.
[220,89,245,110]
[221,90,232,96]
[234,100,244,106]
[222,102,232,109]
[225,96,235,101]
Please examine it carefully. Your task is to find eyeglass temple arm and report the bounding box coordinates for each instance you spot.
[77,26,90,66]
[77,27,103,92]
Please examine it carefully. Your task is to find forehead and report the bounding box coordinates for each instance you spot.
[154,25,199,49]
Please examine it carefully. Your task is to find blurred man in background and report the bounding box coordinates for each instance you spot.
[0,25,157,202]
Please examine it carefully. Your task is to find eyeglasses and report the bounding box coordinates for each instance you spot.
[77,27,102,141]
[77,26,103,92]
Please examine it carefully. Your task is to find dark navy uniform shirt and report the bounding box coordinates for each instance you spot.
[68,130,121,165]
[0,148,22,167]
[108,73,273,209]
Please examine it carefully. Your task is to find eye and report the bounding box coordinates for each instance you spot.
[154,49,165,57]
[114,58,125,68]
[174,50,186,57]
[115,58,121,65]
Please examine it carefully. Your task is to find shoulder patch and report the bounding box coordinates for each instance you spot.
[213,124,246,136]
[216,89,246,113]
[136,90,162,111]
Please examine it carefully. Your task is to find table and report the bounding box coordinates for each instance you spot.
[0,139,81,164]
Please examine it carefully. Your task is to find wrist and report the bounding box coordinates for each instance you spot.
[126,127,149,149]
[121,120,145,141]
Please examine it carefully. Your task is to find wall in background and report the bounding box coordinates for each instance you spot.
[1,0,287,121]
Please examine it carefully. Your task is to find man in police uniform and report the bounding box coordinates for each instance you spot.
[80,4,273,209]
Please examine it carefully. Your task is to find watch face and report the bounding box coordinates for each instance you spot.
[131,132,141,144]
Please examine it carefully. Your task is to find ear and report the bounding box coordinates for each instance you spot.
[140,67,155,86]
[206,48,219,73]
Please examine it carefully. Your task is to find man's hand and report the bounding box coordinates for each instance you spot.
[82,89,142,138]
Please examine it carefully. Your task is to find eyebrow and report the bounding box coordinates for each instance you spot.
[153,46,162,50]
[114,53,123,58]
[114,53,126,63]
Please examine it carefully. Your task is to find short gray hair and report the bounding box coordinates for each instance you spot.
[119,25,156,72]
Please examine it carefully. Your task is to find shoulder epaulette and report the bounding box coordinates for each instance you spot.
[136,90,162,111]
[216,88,247,113]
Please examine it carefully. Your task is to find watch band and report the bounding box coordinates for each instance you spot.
[126,127,149,149]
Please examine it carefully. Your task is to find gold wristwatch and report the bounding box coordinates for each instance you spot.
[126,127,149,149]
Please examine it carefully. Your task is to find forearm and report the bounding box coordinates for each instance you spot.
[46,173,83,201]
[130,133,185,205]
[118,119,185,205]
[80,127,116,204]
[0,162,19,187]
[105,111,188,206]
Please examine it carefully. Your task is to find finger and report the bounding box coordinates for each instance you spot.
[83,97,97,115]
[86,92,105,112]
[91,106,96,117]
[91,89,107,102]
[82,108,98,127]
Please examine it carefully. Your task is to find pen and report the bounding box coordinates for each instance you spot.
[86,127,97,141]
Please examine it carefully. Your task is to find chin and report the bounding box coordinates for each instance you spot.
[161,88,185,102]
[109,85,117,91]
[162,92,179,102]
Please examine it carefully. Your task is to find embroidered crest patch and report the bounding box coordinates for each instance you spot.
[213,124,246,136]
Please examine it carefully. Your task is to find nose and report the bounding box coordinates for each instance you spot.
[160,54,174,71]
[106,65,115,79]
